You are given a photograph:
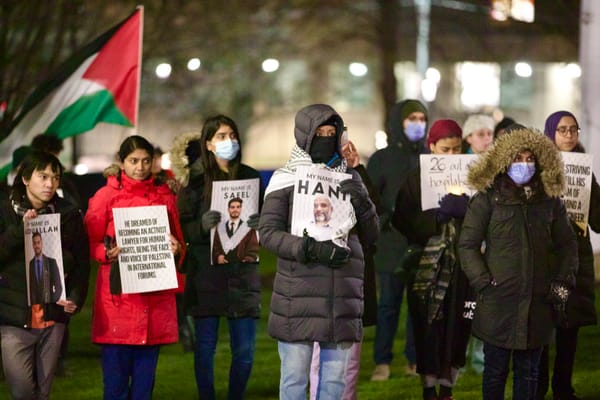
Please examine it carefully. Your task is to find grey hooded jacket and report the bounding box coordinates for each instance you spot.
[458,128,578,349]
[259,104,379,343]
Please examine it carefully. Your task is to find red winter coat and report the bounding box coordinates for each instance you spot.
[85,172,185,345]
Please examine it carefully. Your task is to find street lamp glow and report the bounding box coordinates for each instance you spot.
[155,63,172,79]
[421,78,438,102]
[74,163,89,175]
[514,62,532,78]
[565,63,581,79]
[349,62,368,77]
[262,58,279,73]
[375,130,388,149]
[425,67,441,84]
[187,58,201,71]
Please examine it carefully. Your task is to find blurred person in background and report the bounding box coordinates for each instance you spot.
[459,127,578,400]
[367,99,427,381]
[462,114,495,155]
[393,119,472,400]
[536,111,599,400]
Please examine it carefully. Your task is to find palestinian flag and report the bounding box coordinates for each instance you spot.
[0,7,143,179]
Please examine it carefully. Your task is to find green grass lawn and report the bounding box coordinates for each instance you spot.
[2,249,600,399]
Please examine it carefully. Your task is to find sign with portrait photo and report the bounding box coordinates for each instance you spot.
[420,154,478,211]
[112,205,178,294]
[24,213,66,306]
[291,166,353,248]
[561,151,593,231]
[210,178,260,266]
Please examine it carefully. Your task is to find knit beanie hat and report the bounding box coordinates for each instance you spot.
[544,110,578,142]
[462,114,495,139]
[401,99,428,122]
[426,119,462,146]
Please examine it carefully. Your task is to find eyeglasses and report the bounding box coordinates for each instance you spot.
[556,126,580,137]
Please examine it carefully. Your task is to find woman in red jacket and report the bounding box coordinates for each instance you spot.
[84,135,184,400]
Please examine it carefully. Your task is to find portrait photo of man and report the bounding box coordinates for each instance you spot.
[28,232,63,305]
[303,194,336,241]
[212,197,259,264]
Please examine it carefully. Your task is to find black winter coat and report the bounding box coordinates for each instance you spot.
[179,164,262,319]
[0,195,90,327]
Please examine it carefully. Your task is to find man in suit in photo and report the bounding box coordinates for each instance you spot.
[29,232,63,304]
[212,198,259,264]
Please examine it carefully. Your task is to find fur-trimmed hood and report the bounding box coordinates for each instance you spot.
[467,127,565,197]
[170,132,202,187]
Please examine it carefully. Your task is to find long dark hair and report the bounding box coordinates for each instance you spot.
[199,115,242,202]
[117,135,154,163]
[11,150,63,203]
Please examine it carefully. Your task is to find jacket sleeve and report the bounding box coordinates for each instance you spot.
[65,209,90,310]
[177,185,210,247]
[457,192,493,292]
[0,207,25,267]
[349,169,379,247]
[551,199,579,287]
[165,193,186,269]
[258,187,307,263]
[84,188,112,264]
[392,172,438,246]
[587,173,600,233]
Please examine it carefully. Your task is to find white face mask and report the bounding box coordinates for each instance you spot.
[214,139,240,160]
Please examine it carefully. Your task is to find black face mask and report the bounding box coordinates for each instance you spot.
[309,136,337,164]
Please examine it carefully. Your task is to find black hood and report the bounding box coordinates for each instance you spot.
[385,99,428,149]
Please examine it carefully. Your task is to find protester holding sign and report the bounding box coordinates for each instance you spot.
[0,150,90,399]
[392,119,472,400]
[458,127,578,400]
[259,104,378,400]
[536,111,600,400]
[170,115,262,400]
[84,135,184,400]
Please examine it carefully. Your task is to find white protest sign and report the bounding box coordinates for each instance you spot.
[420,154,478,211]
[24,214,66,305]
[291,166,353,248]
[112,205,178,294]
[561,151,593,229]
[210,178,260,266]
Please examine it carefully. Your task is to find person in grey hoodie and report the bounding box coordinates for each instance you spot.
[259,104,379,400]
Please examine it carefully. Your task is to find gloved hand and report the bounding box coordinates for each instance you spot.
[546,281,570,327]
[437,193,469,223]
[339,178,371,215]
[304,236,350,267]
[201,210,221,232]
[247,213,260,230]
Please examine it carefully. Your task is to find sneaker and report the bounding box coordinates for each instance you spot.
[370,364,391,381]
[404,363,418,377]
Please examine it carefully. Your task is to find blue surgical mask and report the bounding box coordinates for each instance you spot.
[507,162,536,185]
[404,121,426,142]
[214,140,240,160]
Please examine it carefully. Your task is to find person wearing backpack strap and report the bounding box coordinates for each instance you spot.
[392,119,472,400]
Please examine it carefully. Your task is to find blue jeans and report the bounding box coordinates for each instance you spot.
[278,341,352,400]
[194,317,256,400]
[101,344,160,400]
[482,342,543,400]
[373,272,416,365]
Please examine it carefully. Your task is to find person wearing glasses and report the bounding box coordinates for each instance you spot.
[536,111,600,400]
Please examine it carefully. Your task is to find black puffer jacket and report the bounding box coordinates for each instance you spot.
[366,99,428,273]
[0,195,90,327]
[260,104,379,343]
[458,128,578,350]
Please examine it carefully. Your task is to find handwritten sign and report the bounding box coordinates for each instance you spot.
[561,152,593,230]
[24,213,65,305]
[210,178,260,266]
[112,205,177,294]
[291,166,353,247]
[420,154,478,210]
